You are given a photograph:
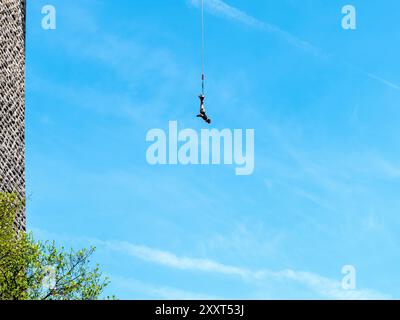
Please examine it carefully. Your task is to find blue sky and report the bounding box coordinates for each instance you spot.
[26,0,400,299]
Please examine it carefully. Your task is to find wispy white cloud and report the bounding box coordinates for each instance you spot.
[190,0,400,92]
[111,275,218,300]
[29,1,191,128]
[106,240,391,300]
[30,228,391,300]
[268,269,390,300]
[364,72,400,92]
[105,241,256,278]
[189,0,321,56]
[370,157,400,179]
[191,0,264,29]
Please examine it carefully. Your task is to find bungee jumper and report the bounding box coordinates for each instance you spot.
[196,0,212,125]
[197,94,211,124]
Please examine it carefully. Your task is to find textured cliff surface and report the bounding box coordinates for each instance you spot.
[0,0,26,231]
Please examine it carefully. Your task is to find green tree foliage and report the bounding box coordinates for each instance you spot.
[0,192,113,300]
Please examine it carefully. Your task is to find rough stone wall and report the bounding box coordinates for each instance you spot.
[0,0,26,231]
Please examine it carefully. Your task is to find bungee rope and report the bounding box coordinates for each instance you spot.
[201,0,205,96]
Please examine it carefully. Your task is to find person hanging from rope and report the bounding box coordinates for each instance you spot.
[195,0,212,125]
[196,94,211,124]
